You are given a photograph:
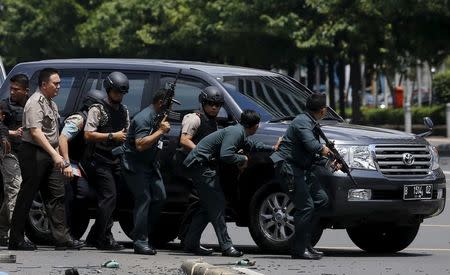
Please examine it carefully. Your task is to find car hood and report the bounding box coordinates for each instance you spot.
[255,120,429,145]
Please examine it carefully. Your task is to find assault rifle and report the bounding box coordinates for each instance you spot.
[314,123,358,187]
[151,69,182,134]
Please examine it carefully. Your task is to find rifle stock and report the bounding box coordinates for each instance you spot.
[315,124,358,186]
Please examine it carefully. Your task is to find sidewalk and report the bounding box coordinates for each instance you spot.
[426,136,450,146]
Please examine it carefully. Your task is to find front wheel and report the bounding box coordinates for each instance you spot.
[248,184,323,253]
[347,223,420,253]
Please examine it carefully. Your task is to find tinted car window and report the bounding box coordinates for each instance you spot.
[160,75,207,117]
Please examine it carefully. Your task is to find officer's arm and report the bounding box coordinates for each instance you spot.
[295,121,323,154]
[30,128,60,159]
[59,116,83,162]
[243,139,274,152]
[134,117,166,152]
[84,107,110,142]
[220,130,246,165]
[179,114,200,151]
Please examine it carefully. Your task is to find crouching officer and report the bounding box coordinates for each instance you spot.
[9,68,84,250]
[83,72,129,250]
[270,93,333,260]
[183,110,280,257]
[119,89,170,255]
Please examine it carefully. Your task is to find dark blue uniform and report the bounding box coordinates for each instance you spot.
[270,113,329,255]
[121,106,166,247]
[183,124,273,251]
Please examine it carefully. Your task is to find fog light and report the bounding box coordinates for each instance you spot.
[437,188,444,199]
[348,189,372,201]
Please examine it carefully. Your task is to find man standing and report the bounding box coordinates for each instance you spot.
[83,72,129,250]
[9,68,84,250]
[270,93,333,260]
[0,74,29,246]
[121,89,170,255]
[183,110,280,257]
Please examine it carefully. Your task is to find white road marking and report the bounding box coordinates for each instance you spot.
[422,224,450,228]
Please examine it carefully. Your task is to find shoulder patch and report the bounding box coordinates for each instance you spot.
[38,95,45,104]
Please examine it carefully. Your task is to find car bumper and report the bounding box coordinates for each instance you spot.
[322,168,446,226]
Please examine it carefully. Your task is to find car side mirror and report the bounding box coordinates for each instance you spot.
[417,117,433,137]
[423,117,433,130]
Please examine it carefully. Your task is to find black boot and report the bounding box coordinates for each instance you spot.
[307,245,324,256]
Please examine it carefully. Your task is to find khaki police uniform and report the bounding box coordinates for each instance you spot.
[10,90,71,245]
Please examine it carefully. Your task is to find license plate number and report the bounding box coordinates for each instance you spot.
[403,184,433,200]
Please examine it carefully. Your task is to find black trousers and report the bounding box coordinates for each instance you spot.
[122,164,166,245]
[275,161,329,255]
[85,161,121,244]
[10,142,70,244]
[184,162,233,251]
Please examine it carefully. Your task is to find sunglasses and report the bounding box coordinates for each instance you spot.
[205,101,223,107]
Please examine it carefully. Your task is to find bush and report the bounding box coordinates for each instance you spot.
[434,70,450,103]
[345,105,445,125]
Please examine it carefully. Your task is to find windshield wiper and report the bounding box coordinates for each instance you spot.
[269,116,296,123]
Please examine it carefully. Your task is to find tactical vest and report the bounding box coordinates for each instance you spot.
[92,99,128,164]
[1,98,24,150]
[191,112,218,144]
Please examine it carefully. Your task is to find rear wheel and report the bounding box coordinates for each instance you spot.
[347,223,420,253]
[248,184,323,253]
[26,193,54,245]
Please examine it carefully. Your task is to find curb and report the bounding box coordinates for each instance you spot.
[181,260,264,275]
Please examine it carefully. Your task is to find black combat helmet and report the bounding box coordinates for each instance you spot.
[198,86,224,105]
[81,89,106,111]
[103,71,129,94]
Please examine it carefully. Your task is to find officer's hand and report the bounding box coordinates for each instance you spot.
[273,136,282,151]
[113,128,127,142]
[159,116,171,134]
[52,154,65,169]
[11,127,23,137]
[63,166,74,178]
[321,146,333,157]
[1,138,11,155]
[238,155,248,173]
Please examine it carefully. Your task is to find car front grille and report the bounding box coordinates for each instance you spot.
[374,144,431,177]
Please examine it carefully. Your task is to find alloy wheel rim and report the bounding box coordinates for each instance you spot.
[258,192,295,242]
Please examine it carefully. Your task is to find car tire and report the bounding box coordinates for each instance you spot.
[347,223,420,253]
[25,193,54,245]
[248,184,323,253]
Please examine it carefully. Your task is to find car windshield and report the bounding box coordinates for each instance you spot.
[222,75,342,122]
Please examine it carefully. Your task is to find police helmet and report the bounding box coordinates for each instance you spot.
[198,86,224,105]
[82,89,106,110]
[103,72,129,94]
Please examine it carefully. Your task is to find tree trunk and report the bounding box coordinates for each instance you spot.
[337,59,346,119]
[307,55,315,91]
[384,71,397,107]
[328,57,336,110]
[350,55,363,124]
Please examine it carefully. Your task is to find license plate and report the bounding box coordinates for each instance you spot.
[403,184,433,200]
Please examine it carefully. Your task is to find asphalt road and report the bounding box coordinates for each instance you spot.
[0,143,449,275]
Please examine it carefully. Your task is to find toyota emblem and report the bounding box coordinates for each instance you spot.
[402,153,415,166]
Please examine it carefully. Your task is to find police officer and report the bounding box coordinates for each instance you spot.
[9,68,84,250]
[83,72,129,250]
[183,110,280,257]
[121,89,171,255]
[179,86,224,152]
[58,89,106,234]
[176,86,224,247]
[270,93,334,260]
[0,74,29,246]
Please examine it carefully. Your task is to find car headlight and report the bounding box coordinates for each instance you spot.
[430,145,440,170]
[334,145,376,170]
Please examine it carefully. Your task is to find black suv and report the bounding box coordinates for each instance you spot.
[0,59,445,253]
